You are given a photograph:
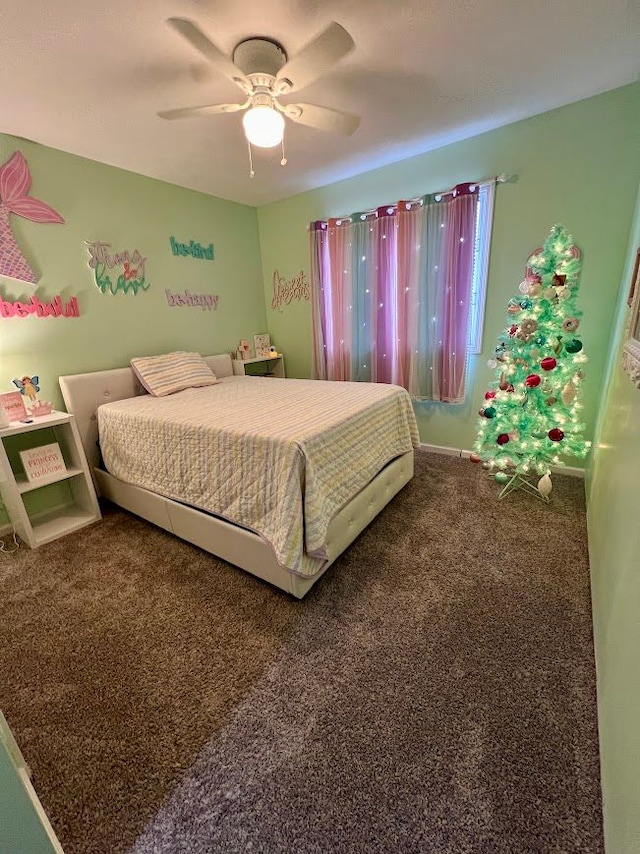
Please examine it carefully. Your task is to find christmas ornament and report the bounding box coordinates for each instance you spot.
[531,430,547,439]
[525,374,541,387]
[562,317,579,332]
[529,283,542,297]
[543,288,557,300]
[483,407,496,418]
[565,339,583,353]
[548,428,565,442]
[484,391,496,400]
[495,472,509,484]
[540,357,557,371]
[553,273,567,287]
[496,433,510,445]
[537,474,553,497]
[487,359,497,369]
[469,453,481,463]
[561,383,576,405]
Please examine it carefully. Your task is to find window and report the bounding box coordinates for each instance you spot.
[310,180,496,403]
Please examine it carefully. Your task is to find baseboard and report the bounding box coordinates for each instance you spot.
[419,442,585,479]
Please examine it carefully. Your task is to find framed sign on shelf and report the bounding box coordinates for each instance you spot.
[254,333,271,358]
[622,247,640,388]
[19,442,67,485]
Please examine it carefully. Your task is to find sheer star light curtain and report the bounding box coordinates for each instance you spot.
[310,181,496,403]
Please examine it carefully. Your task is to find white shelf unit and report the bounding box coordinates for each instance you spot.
[0,710,64,853]
[232,354,285,378]
[0,411,101,548]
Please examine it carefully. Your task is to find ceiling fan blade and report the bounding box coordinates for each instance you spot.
[158,102,248,120]
[167,18,251,93]
[284,103,360,136]
[274,22,354,94]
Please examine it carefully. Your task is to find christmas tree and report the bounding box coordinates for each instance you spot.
[473,224,590,499]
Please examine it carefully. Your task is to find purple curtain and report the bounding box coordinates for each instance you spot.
[310,184,479,402]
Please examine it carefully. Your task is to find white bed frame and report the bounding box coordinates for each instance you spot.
[59,355,414,599]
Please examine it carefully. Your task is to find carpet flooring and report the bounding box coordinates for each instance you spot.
[0,451,603,853]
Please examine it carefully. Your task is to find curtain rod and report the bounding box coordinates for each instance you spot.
[321,172,511,227]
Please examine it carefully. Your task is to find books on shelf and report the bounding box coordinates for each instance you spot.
[19,442,67,485]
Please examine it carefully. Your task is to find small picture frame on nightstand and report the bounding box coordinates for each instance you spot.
[254,333,270,358]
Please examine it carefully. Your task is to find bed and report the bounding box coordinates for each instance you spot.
[59,354,419,598]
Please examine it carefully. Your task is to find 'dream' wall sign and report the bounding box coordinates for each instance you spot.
[0,151,65,284]
[86,241,150,295]
[271,268,310,310]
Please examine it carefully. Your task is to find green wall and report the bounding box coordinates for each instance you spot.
[0,134,266,405]
[0,134,266,527]
[587,180,640,854]
[258,83,640,456]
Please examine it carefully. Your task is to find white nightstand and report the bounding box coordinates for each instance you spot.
[0,411,101,548]
[232,354,285,378]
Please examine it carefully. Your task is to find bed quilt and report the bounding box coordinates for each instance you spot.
[98,376,419,576]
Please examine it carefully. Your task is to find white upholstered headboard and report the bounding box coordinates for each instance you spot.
[59,354,234,475]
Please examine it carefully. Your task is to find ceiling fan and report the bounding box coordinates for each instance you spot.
[158,18,360,165]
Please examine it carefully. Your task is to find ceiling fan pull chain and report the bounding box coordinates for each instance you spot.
[247,140,255,178]
[280,137,287,167]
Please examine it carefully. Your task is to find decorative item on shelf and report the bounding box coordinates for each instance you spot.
[19,442,66,485]
[237,339,251,360]
[28,401,53,417]
[269,345,278,357]
[0,391,27,423]
[254,333,270,358]
[0,401,9,428]
[13,375,39,404]
[11,375,53,417]
[0,151,65,285]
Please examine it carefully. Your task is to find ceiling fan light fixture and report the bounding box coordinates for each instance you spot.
[242,105,285,148]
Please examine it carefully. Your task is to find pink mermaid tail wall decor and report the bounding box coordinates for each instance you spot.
[0,151,64,284]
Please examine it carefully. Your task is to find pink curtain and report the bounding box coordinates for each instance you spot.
[431,187,478,402]
[310,184,479,402]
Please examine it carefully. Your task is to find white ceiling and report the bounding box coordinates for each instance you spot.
[0,0,638,207]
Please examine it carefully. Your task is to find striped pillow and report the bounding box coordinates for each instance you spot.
[131,351,219,397]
